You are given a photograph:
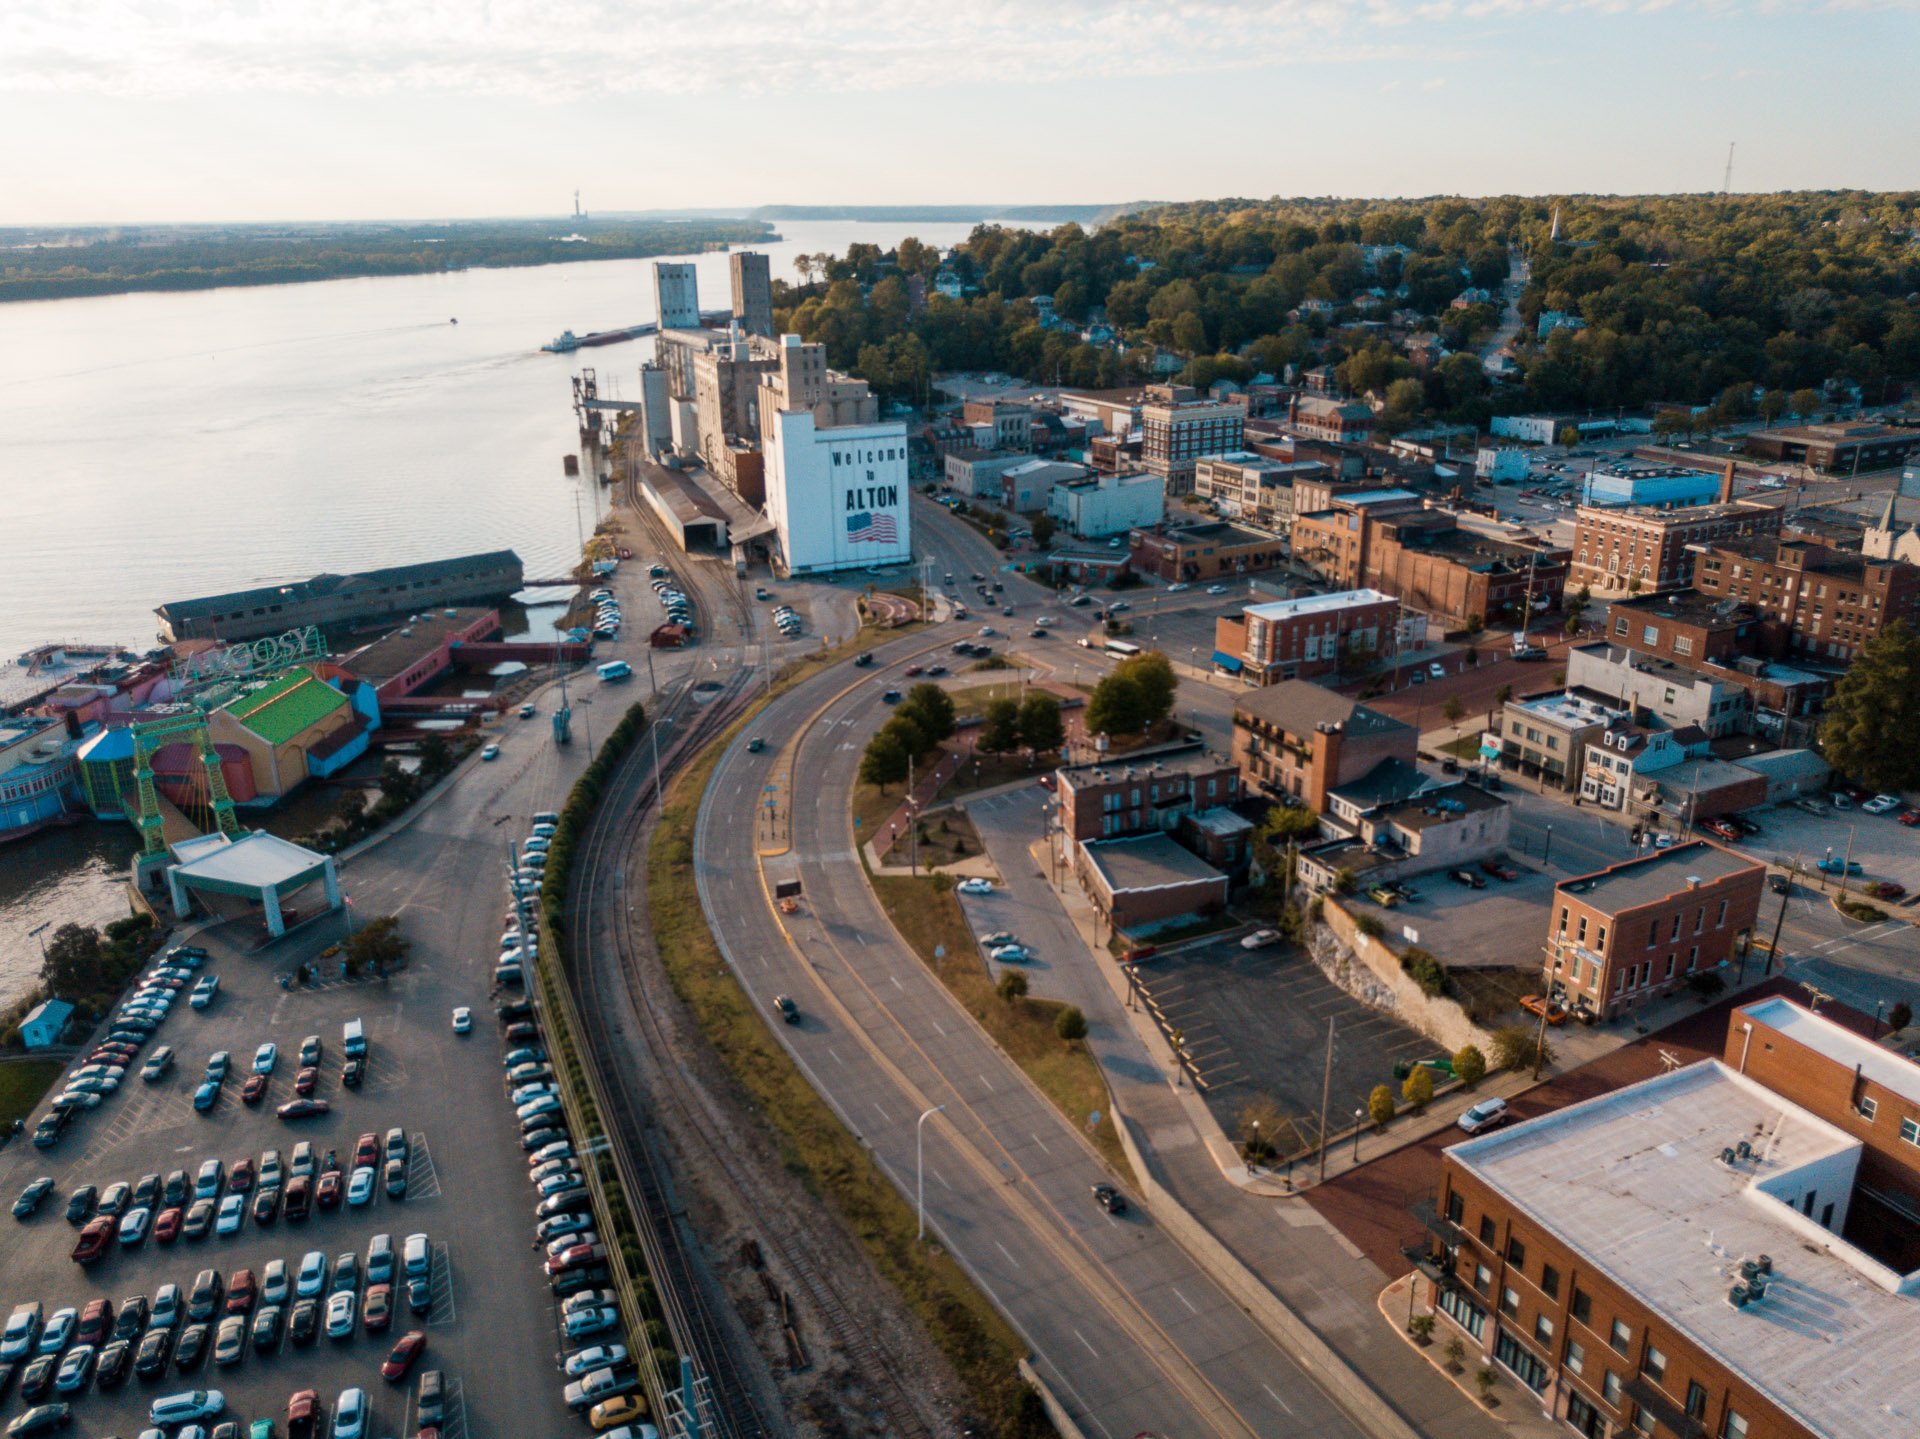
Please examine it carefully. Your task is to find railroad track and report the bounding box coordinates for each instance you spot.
[563,657,939,1438]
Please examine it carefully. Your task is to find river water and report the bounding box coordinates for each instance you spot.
[0,217,1032,1010]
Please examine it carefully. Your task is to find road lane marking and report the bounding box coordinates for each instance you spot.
[1030,1133,1050,1154]
[873,1101,893,1124]
[1262,1383,1293,1414]
[978,1073,995,1092]
[1074,1326,1099,1357]
[827,1046,847,1067]
[995,1240,1016,1266]
[1171,1286,1198,1314]
[891,973,905,991]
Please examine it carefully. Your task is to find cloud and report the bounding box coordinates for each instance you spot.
[0,0,1902,100]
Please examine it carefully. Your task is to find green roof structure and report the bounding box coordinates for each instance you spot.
[221,667,348,745]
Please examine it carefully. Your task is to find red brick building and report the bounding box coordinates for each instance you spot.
[1691,538,1920,664]
[1547,840,1763,1022]
[1128,522,1286,583]
[1570,501,1783,597]
[1230,680,1417,812]
[1212,588,1400,685]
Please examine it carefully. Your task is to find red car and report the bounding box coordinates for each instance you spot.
[354,1132,380,1169]
[228,1158,254,1192]
[1899,811,1920,828]
[226,1267,257,1315]
[544,1243,606,1277]
[362,1283,393,1333]
[1702,819,1742,842]
[71,1216,115,1264]
[902,664,923,677]
[286,1388,320,1439]
[315,1172,343,1210]
[380,1329,427,1381]
[152,1207,183,1244]
[75,1299,113,1347]
[294,1067,319,1097]
[241,1075,269,1106]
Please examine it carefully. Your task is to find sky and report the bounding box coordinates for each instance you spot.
[3,0,1918,225]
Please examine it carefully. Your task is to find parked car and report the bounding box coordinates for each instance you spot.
[1238,929,1280,950]
[1447,868,1487,889]
[1457,1098,1512,1135]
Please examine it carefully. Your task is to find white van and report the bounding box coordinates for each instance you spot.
[342,1018,367,1059]
[150,1390,226,1425]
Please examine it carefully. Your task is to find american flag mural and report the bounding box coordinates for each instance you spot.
[846,511,899,544]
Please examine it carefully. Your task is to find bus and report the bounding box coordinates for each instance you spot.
[595,660,633,683]
[1103,639,1141,659]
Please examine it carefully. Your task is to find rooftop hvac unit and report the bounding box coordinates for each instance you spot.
[1728,1283,1751,1308]
[1722,1147,1740,1166]
[1736,1140,1753,1160]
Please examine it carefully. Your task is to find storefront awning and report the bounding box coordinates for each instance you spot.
[1211,651,1244,673]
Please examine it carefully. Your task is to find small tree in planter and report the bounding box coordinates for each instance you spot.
[1452,1043,1487,1088]
[1408,1314,1436,1344]
[1444,1335,1466,1373]
[1368,1084,1397,1128]
[1475,1368,1498,1406]
[1402,1064,1435,1112]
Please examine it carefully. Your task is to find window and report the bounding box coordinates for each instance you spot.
[1686,1381,1709,1418]
[1494,1329,1550,1394]
[1571,1289,1593,1326]
[1565,1340,1586,1375]
[1642,1346,1667,1384]
[1501,1287,1520,1318]
[1475,1263,1492,1295]
[1446,1191,1465,1223]
[1480,1217,1497,1247]
[1609,1319,1631,1355]
[1533,1314,1554,1346]
[1643,626,1658,645]
[1716,900,1727,927]
[1605,1371,1625,1407]
[1858,1096,1878,1121]
[1900,1117,1919,1147]
[1722,1412,1749,1439]
[1541,1264,1560,1299]
[1507,1237,1527,1267]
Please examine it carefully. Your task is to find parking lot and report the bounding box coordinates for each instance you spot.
[1342,859,1561,972]
[1130,936,1432,1154]
[0,878,580,1437]
[1733,799,1920,903]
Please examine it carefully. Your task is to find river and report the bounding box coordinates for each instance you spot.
[0,216,1041,1012]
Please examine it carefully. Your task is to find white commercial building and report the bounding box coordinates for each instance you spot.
[1474,447,1530,483]
[653,262,700,330]
[1047,470,1165,539]
[1489,415,1558,445]
[759,335,911,575]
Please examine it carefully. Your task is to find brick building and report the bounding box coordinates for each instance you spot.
[1230,681,1417,812]
[1128,521,1286,583]
[1547,840,1762,1021]
[1192,453,1329,533]
[1365,513,1568,631]
[1425,1033,1920,1439]
[1139,384,1246,496]
[1569,500,1783,596]
[961,398,1033,453]
[1287,394,1374,442]
[1078,833,1230,933]
[1743,419,1920,472]
[1691,538,1920,664]
[1053,744,1242,846]
[1605,592,1762,667]
[1212,589,1400,685]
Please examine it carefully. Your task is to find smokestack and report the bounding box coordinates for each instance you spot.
[1719,459,1736,506]
[1288,393,1299,427]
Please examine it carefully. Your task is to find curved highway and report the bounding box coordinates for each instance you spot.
[692,621,1371,1438]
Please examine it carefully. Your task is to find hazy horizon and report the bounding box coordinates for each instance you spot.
[4,1,1918,226]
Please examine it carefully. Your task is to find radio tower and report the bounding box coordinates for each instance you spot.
[1722,142,1735,198]
[573,189,582,219]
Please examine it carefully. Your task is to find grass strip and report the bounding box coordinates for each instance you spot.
[0,1062,62,1128]
[650,720,1053,1437]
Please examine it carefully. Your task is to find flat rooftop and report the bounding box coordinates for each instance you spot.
[1608,590,1759,629]
[1057,744,1234,790]
[1082,832,1225,893]
[1160,521,1276,548]
[340,608,496,685]
[1556,839,1759,916]
[1743,996,1920,1107]
[1452,1060,1920,1439]
[1244,588,1396,622]
[1511,688,1624,730]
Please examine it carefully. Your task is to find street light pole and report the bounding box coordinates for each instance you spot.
[1352,1108,1365,1163]
[916,1104,947,1240]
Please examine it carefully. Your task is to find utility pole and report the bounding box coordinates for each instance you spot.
[908,753,918,874]
[1531,942,1555,1080]
[1316,1017,1336,1184]
[1763,855,1798,975]
[1838,823,1857,899]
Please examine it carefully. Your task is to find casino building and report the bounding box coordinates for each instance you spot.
[758,335,911,575]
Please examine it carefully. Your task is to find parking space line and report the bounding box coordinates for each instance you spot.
[409,1131,443,1199]
[429,1238,458,1326]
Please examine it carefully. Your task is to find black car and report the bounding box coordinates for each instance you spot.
[182,1199,216,1240]
[250,1305,282,1352]
[495,999,532,1022]
[17,1355,55,1405]
[251,1186,280,1226]
[551,1265,611,1297]
[341,1058,365,1089]
[162,1171,189,1209]
[0,1361,16,1404]
[405,1277,432,1317]
[12,1177,53,1220]
[131,1172,161,1210]
[1769,872,1792,895]
[1091,1182,1127,1215]
[133,1328,172,1378]
[63,1187,96,1227]
[535,1188,591,1221]
[172,1322,209,1372]
[521,1126,566,1152]
[187,1268,224,1322]
[93,1339,132,1389]
[1447,867,1487,889]
[6,1404,70,1436]
[112,1298,148,1343]
[287,1298,319,1346]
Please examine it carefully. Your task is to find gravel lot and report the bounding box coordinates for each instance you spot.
[0,912,577,1439]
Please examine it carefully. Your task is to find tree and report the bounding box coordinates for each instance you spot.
[1759,389,1789,424]
[343,915,409,976]
[1452,1044,1488,1088]
[1384,377,1426,425]
[899,683,956,746]
[859,730,911,790]
[1492,1023,1539,1072]
[1055,1005,1088,1043]
[1031,514,1057,547]
[1018,695,1066,755]
[1790,388,1822,419]
[1563,610,1582,636]
[1556,425,1580,448]
[1368,1084,1397,1128]
[1890,1001,1914,1033]
[1114,652,1178,725]
[995,971,1029,1003]
[1819,620,1920,793]
[1085,671,1148,737]
[978,698,1022,755]
[1443,697,1466,726]
[418,733,452,777]
[1402,1065,1435,1112]
[42,923,107,1000]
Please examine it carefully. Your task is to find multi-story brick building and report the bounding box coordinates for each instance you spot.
[1287,394,1374,442]
[1053,743,1243,846]
[961,398,1033,453]
[1605,592,1762,667]
[1192,453,1329,533]
[1128,521,1285,584]
[1691,538,1920,664]
[1743,419,1920,472]
[1139,384,1246,496]
[1547,840,1762,1020]
[1365,513,1568,631]
[1570,500,1783,596]
[1212,589,1400,685]
[1424,996,1920,1439]
[1230,681,1417,812]
[1500,689,1625,792]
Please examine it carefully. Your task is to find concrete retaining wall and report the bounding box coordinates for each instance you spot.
[1114,1114,1423,1439]
[1018,1357,1089,1439]
[1321,900,1492,1057]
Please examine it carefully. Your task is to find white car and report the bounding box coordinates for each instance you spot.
[262,1258,291,1306]
[451,1007,472,1035]
[333,1385,368,1439]
[1239,928,1281,950]
[1166,583,1189,592]
[987,944,1031,963]
[215,1194,245,1235]
[1428,661,1447,680]
[346,1166,376,1207]
[118,1206,152,1245]
[253,1043,278,1074]
[1864,793,1902,815]
[296,1250,329,1298]
[481,744,501,761]
[956,878,995,896]
[563,1343,629,1379]
[325,1291,357,1340]
[1205,584,1227,595]
[1457,1098,1512,1135]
